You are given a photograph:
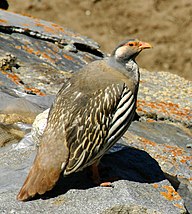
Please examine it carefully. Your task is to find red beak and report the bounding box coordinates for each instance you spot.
[139,41,152,49]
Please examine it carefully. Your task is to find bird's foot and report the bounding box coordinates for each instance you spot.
[90,163,118,187]
[100,181,113,187]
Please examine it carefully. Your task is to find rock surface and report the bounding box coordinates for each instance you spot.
[0,10,191,214]
[8,0,192,81]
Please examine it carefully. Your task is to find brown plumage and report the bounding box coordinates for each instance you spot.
[17,39,152,201]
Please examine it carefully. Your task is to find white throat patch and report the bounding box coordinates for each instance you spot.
[115,46,128,59]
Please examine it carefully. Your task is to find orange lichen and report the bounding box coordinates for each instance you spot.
[43,25,56,34]
[153,183,159,188]
[180,156,191,163]
[174,203,183,209]
[22,45,36,55]
[137,99,191,120]
[21,43,60,64]
[24,87,45,96]
[15,45,21,50]
[160,185,181,201]
[1,69,45,96]
[41,53,55,63]
[46,46,57,54]
[136,106,142,111]
[139,137,156,146]
[51,23,66,33]
[164,145,184,157]
[23,27,30,31]
[146,118,156,123]
[154,154,166,160]
[1,72,22,85]
[0,19,7,23]
[35,50,41,56]
[35,20,60,34]
[63,54,74,61]
[22,23,30,27]
[35,22,45,28]
[52,45,60,53]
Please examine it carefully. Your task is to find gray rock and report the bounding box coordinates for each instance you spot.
[0,10,103,95]
[0,141,186,214]
[0,89,43,115]
[0,9,191,214]
[0,123,24,147]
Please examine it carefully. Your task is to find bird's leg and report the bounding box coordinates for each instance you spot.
[90,162,113,187]
[90,162,100,185]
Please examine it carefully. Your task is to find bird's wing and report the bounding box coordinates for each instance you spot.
[64,82,136,174]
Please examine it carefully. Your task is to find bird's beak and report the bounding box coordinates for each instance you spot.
[139,41,152,50]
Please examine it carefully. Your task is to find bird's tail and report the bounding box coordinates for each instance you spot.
[17,153,63,201]
[17,115,69,201]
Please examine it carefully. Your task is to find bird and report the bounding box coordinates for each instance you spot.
[17,38,152,201]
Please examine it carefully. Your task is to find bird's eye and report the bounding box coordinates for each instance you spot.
[128,43,134,46]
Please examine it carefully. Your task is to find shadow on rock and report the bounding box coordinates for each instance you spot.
[33,146,165,200]
[100,147,165,183]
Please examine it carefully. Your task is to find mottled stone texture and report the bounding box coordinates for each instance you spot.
[0,10,191,214]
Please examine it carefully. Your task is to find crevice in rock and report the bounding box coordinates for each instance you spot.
[73,42,104,58]
[0,26,67,44]
[0,26,104,58]
[164,172,191,214]
[164,172,180,190]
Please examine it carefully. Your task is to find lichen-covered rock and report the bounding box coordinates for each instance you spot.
[137,69,192,127]
[0,9,191,214]
[0,10,103,95]
[0,145,186,214]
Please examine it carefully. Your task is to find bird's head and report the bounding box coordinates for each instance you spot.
[112,39,152,63]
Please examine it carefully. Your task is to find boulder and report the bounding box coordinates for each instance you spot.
[0,10,191,214]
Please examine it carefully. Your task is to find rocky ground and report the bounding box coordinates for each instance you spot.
[8,0,192,81]
[0,9,191,214]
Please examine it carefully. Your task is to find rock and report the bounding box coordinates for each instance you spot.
[29,109,192,213]
[123,122,192,213]
[0,144,186,214]
[137,69,192,127]
[0,88,43,115]
[0,9,103,95]
[0,9,191,214]
[0,123,24,147]
[0,87,54,124]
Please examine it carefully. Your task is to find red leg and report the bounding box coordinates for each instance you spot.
[90,162,113,187]
[90,162,100,185]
